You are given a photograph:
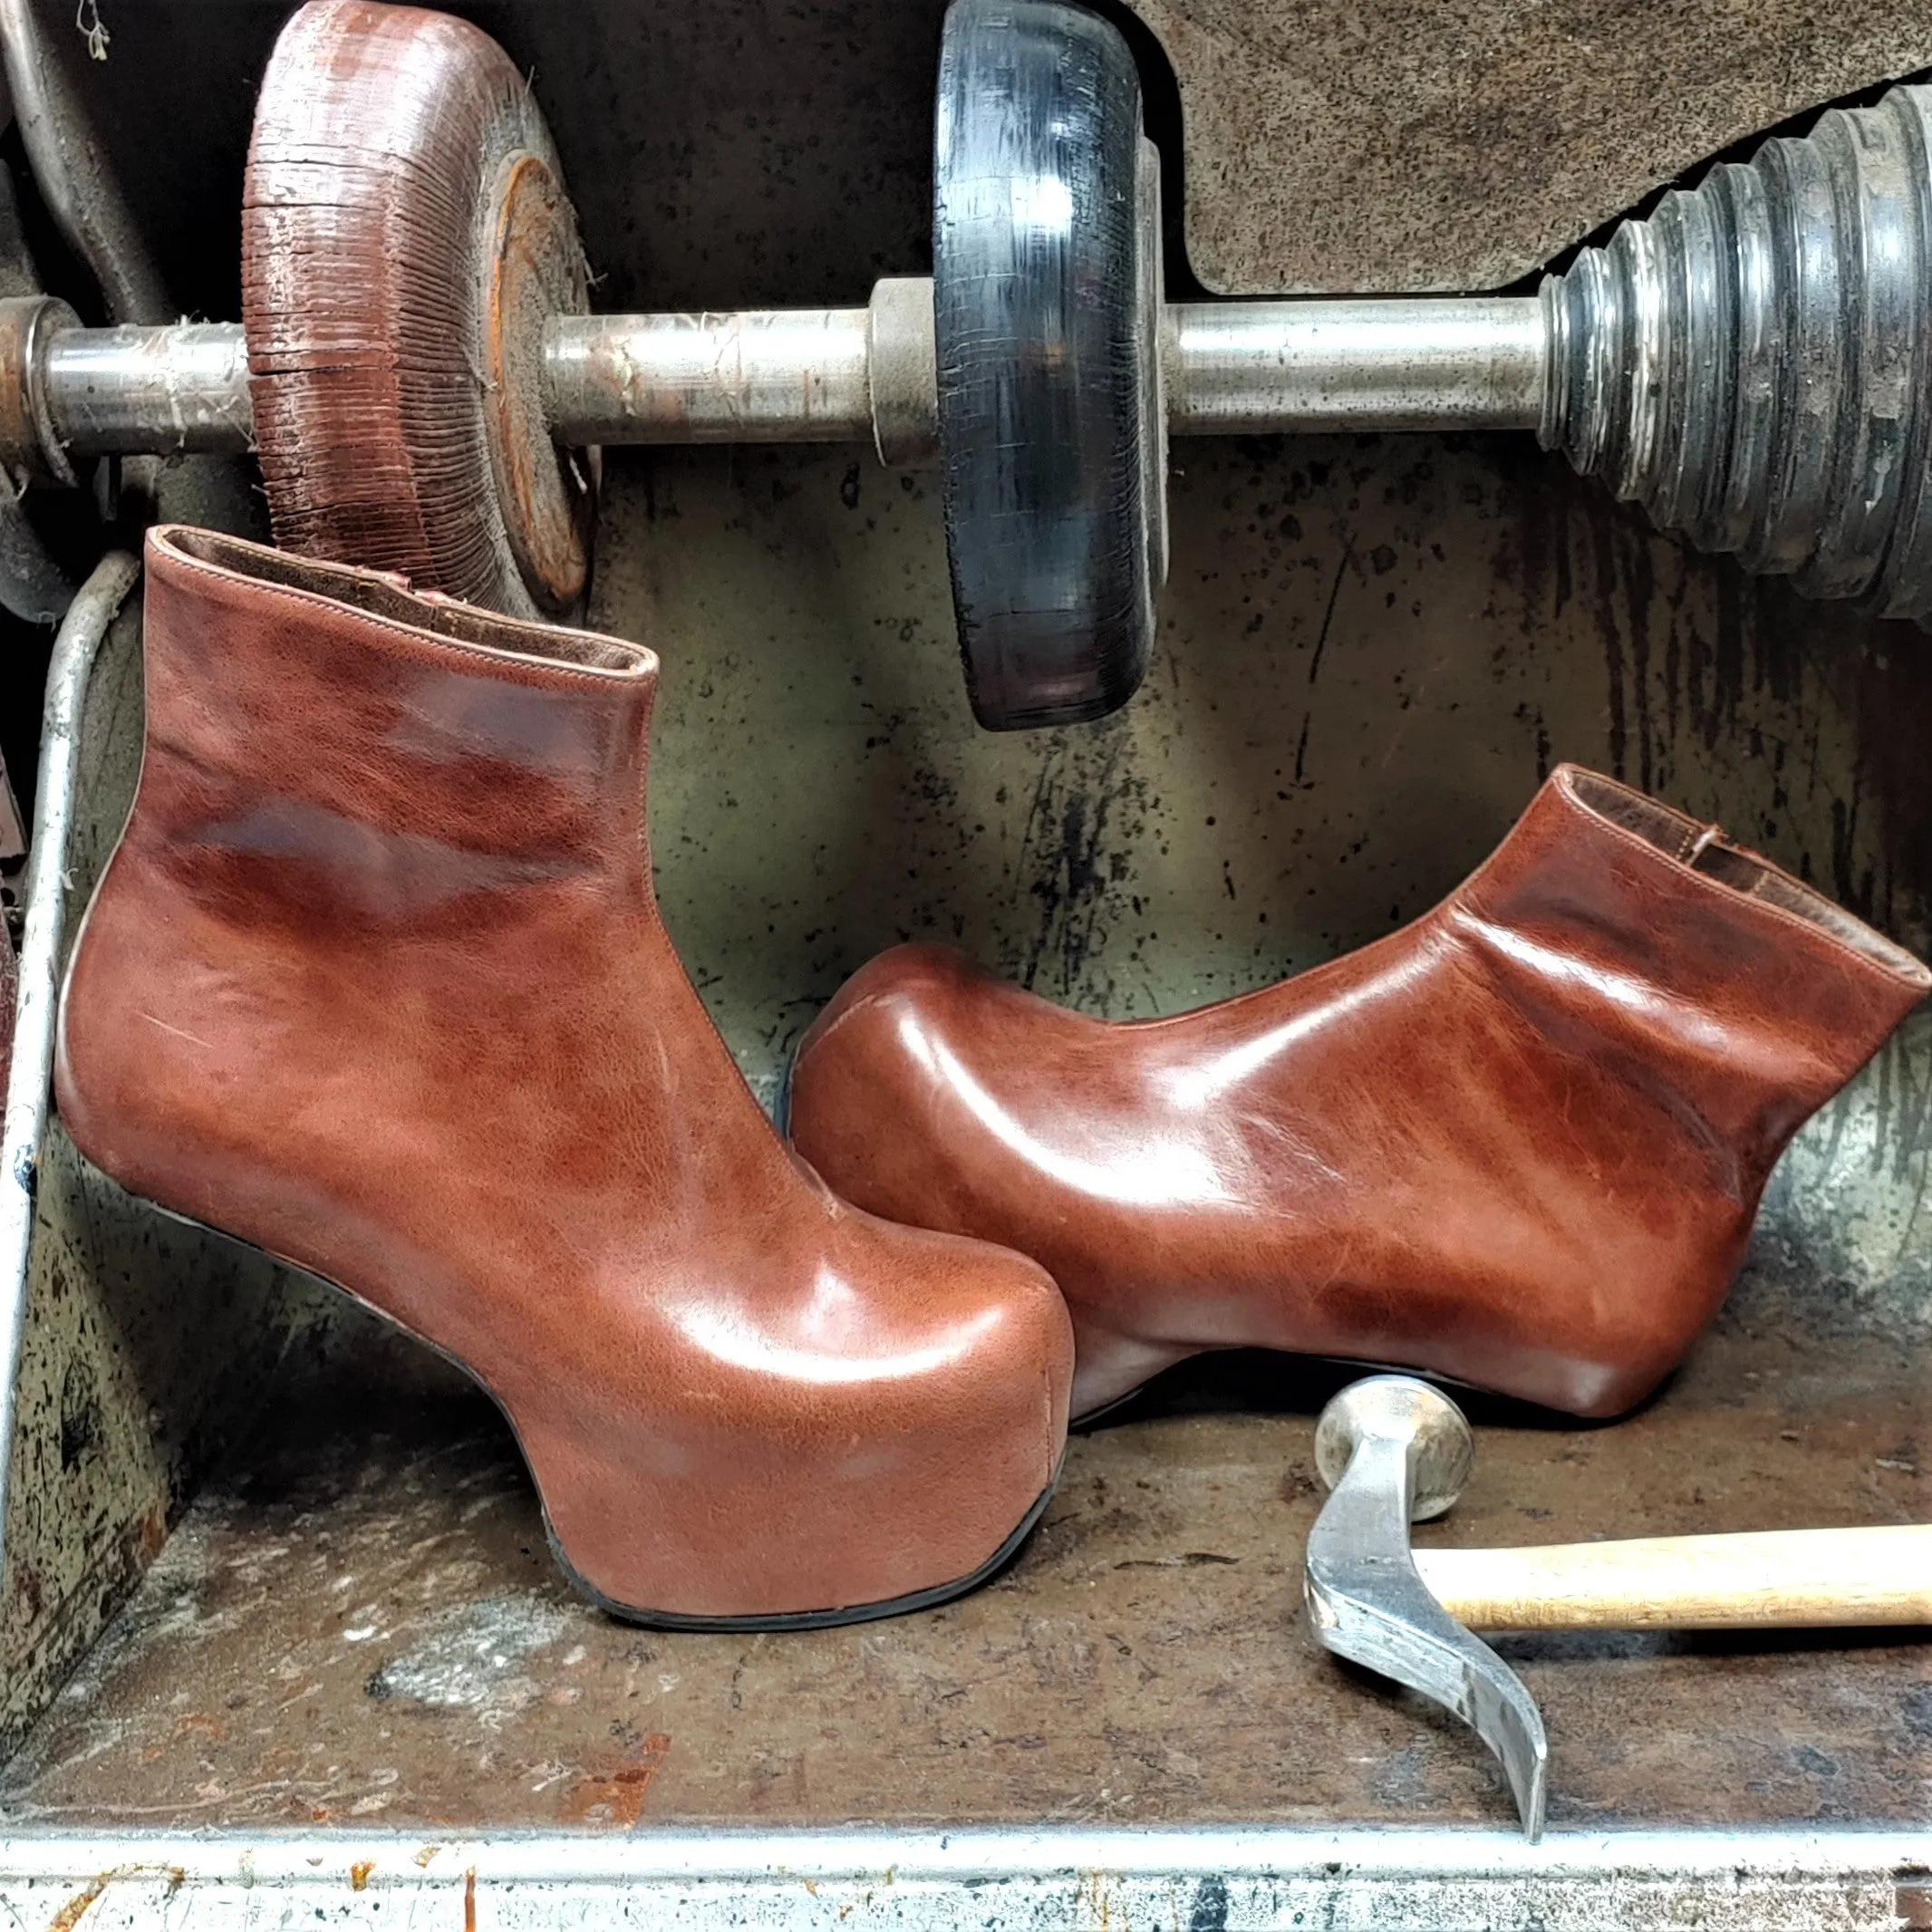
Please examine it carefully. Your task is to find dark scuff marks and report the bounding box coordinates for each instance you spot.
[1011,725,1148,1006]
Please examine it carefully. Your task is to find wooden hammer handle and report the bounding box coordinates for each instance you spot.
[1411,1522,1932,1630]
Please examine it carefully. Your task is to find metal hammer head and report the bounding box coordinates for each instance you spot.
[1303,1375,1549,1840]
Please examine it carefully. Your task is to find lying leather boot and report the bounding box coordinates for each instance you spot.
[58,526,1071,1627]
[787,765,1928,1420]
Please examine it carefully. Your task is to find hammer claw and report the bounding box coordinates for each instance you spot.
[1463,1637,1550,1841]
[1305,1376,1550,1840]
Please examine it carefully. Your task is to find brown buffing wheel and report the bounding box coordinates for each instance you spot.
[242,0,596,619]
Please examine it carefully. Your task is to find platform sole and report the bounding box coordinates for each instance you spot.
[69,1141,1063,1633]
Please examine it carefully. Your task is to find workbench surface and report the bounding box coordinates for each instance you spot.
[3,1294,1922,1837]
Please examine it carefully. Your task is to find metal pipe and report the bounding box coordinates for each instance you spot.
[0,1821,1918,1909]
[0,548,141,1599]
[1167,297,1547,434]
[43,323,253,458]
[0,0,169,325]
[541,308,874,444]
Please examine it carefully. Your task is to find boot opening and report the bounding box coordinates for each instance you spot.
[158,526,648,675]
[1564,768,1929,983]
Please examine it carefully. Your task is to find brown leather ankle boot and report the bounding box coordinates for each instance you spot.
[788,766,1927,1420]
[57,527,1072,1627]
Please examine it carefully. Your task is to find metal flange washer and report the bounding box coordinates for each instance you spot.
[2,0,1930,729]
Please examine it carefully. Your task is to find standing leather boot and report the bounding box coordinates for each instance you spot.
[58,527,1072,1627]
[788,766,1927,1420]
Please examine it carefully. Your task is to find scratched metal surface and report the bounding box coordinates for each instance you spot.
[0,430,1925,1837]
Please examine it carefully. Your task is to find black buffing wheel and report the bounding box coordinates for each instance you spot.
[934,0,1163,731]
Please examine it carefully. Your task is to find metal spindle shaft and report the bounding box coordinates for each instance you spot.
[17,291,1552,464]
[540,307,874,446]
[7,80,1932,627]
[1538,82,1932,619]
[44,322,253,458]
[1166,298,1546,434]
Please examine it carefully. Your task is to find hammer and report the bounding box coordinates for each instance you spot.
[1302,1376,1932,1840]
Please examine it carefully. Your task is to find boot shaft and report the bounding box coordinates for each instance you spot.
[135,528,657,932]
[1452,766,1928,1154]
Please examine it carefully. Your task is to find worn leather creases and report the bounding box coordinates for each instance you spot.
[788,764,1929,1421]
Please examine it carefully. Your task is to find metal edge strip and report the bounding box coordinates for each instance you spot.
[0,547,140,1584]
[0,1823,1922,1881]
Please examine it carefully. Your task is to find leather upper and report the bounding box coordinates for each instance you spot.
[56,526,1073,1621]
[788,767,1929,1418]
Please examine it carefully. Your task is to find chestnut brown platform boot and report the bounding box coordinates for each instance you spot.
[788,766,1927,1421]
[57,527,1072,1627]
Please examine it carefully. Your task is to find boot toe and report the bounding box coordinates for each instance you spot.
[819,1212,1074,1606]
[789,942,1003,1217]
[522,1208,1072,1627]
